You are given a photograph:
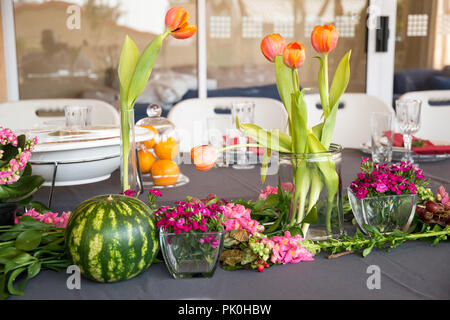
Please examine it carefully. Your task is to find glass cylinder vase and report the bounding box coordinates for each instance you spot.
[120,108,142,194]
[278,144,344,240]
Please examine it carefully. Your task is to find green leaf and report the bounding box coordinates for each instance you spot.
[15,231,42,251]
[118,35,140,108]
[274,54,295,119]
[328,50,352,112]
[260,148,272,184]
[307,165,323,213]
[27,262,41,279]
[17,215,52,230]
[7,267,27,296]
[127,33,167,108]
[27,200,52,214]
[302,205,318,224]
[362,243,375,257]
[291,91,308,154]
[236,119,292,153]
[21,162,32,177]
[0,175,45,203]
[0,247,22,264]
[0,274,9,300]
[262,193,279,209]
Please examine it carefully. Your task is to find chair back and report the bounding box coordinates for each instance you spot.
[168,97,288,152]
[0,99,120,130]
[302,93,394,149]
[398,90,450,141]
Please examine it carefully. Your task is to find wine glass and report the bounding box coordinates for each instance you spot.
[395,99,422,163]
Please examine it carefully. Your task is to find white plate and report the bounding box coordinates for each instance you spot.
[23,126,155,186]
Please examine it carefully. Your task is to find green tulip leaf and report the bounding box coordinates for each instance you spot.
[236,117,292,153]
[275,55,295,120]
[329,50,351,112]
[127,33,167,108]
[118,35,140,108]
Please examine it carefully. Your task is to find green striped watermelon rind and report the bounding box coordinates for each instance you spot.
[65,194,159,283]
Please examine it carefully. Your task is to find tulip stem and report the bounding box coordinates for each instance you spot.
[323,53,329,116]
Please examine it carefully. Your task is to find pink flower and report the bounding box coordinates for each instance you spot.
[15,209,71,228]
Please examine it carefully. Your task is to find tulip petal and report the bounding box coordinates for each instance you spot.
[191,145,217,171]
[165,6,189,31]
[171,24,197,39]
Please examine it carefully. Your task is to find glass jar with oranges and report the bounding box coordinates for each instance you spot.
[136,104,189,188]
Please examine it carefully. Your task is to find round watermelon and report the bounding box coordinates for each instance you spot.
[65,194,158,283]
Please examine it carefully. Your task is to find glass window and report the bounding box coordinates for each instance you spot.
[13,0,197,113]
[394,0,450,100]
[205,0,369,93]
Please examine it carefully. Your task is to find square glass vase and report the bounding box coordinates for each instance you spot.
[347,188,417,234]
[159,228,224,279]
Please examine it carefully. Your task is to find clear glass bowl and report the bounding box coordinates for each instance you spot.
[347,188,417,234]
[159,229,224,279]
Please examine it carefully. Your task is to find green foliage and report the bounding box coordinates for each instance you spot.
[315,223,450,257]
[0,216,69,299]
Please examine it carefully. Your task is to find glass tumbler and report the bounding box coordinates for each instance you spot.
[370,112,394,163]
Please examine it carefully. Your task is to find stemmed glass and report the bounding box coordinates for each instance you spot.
[395,99,422,163]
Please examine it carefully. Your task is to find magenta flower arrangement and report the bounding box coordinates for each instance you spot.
[156,198,225,278]
[349,158,427,200]
[155,200,225,235]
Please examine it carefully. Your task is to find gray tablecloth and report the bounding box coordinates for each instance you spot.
[11,149,450,300]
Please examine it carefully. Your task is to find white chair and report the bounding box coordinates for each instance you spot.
[302,93,394,149]
[168,97,288,152]
[398,90,450,141]
[0,99,120,130]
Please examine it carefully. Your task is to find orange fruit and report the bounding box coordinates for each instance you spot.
[138,149,156,174]
[154,137,179,160]
[140,125,159,149]
[151,159,180,186]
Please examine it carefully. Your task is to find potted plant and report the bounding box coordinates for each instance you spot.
[0,127,44,225]
[155,198,225,279]
[191,26,351,240]
[348,158,426,234]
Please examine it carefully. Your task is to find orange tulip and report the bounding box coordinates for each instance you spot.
[261,34,286,62]
[165,6,197,39]
[311,25,339,54]
[191,145,217,171]
[282,42,306,69]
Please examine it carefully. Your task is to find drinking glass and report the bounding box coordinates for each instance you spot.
[64,105,92,128]
[230,101,256,169]
[370,112,394,163]
[395,99,422,163]
[206,116,232,167]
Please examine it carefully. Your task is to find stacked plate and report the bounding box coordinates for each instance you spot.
[19,125,154,186]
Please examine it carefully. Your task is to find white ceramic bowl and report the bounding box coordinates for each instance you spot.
[26,126,154,186]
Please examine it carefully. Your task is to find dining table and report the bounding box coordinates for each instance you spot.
[9,148,450,300]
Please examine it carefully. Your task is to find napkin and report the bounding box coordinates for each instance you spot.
[389,132,450,155]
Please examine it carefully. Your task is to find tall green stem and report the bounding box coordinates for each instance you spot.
[323,53,329,116]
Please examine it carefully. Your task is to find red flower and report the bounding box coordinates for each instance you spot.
[260,33,286,62]
[311,25,339,54]
[282,41,306,69]
[165,6,197,39]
